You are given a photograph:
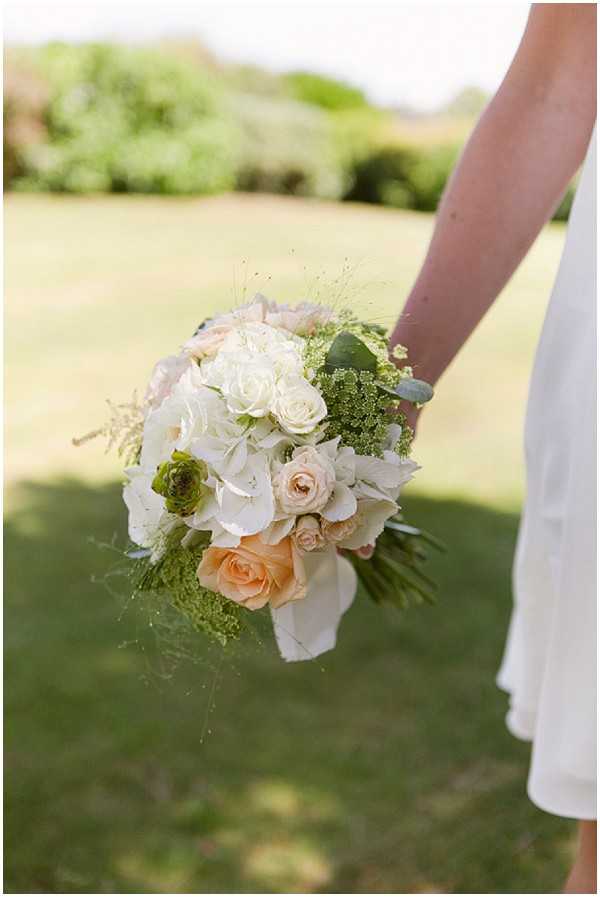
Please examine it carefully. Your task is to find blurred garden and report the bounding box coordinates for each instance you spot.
[4,41,574,217]
[4,36,576,897]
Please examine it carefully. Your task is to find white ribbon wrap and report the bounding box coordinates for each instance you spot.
[270,546,357,662]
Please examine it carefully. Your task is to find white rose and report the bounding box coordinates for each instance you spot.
[222,359,277,418]
[273,375,328,435]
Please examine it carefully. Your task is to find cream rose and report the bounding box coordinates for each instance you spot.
[183,325,232,359]
[273,375,327,435]
[321,511,360,544]
[292,515,326,552]
[145,353,190,410]
[275,446,335,515]
[196,534,306,610]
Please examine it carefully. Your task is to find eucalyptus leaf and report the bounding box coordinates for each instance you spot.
[375,381,398,398]
[324,331,378,374]
[394,377,434,404]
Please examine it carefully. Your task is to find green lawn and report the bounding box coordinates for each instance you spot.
[5,194,572,893]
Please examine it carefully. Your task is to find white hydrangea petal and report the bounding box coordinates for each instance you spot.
[352,481,392,502]
[260,517,296,545]
[207,522,242,548]
[321,483,358,522]
[216,487,275,537]
[219,452,270,497]
[338,499,398,551]
[123,466,176,551]
[354,454,410,495]
[188,494,220,527]
[191,434,248,478]
[215,453,275,536]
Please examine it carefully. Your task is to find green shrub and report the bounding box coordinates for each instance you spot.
[284,71,368,111]
[110,123,237,194]
[10,43,238,194]
[344,145,419,207]
[231,92,345,199]
[345,143,460,211]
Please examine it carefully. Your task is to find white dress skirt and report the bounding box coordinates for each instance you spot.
[497,128,597,820]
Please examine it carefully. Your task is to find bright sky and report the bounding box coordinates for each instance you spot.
[4,1,531,111]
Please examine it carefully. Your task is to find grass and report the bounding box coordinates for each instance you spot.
[5,194,571,893]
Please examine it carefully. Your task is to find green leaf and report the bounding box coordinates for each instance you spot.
[394,377,434,404]
[324,331,378,374]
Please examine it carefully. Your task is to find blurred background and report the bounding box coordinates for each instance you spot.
[5,2,577,893]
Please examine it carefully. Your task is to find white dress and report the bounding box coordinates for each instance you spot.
[497,128,597,819]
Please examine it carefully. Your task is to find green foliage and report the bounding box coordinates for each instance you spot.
[230,92,345,198]
[10,43,238,194]
[284,70,369,111]
[324,330,378,374]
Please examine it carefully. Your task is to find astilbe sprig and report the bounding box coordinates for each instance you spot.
[73,392,144,466]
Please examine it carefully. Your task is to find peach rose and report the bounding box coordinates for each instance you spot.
[275,447,335,515]
[183,324,233,359]
[292,515,326,552]
[196,534,307,610]
[321,511,360,544]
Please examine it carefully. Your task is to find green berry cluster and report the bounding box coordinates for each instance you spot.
[316,367,397,457]
[306,313,413,458]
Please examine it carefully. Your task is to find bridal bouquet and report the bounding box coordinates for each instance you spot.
[91,295,438,661]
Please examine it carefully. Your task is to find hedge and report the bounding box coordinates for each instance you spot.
[3,43,575,220]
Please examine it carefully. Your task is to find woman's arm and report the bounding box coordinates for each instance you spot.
[390,4,596,397]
